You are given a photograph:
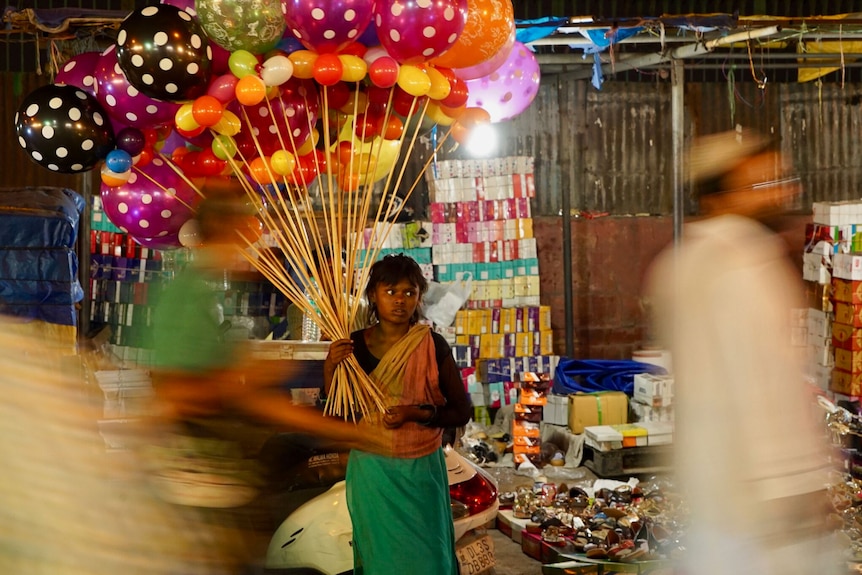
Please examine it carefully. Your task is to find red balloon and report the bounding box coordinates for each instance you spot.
[366,85,392,105]
[340,42,367,57]
[135,147,154,168]
[195,148,228,177]
[290,153,319,187]
[326,82,352,109]
[353,113,379,141]
[176,124,206,139]
[314,53,344,86]
[369,56,399,88]
[393,87,425,117]
[440,73,469,108]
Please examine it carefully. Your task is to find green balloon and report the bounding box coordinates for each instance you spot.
[228,50,260,79]
[197,0,285,54]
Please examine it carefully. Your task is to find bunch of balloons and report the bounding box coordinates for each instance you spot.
[14,0,540,250]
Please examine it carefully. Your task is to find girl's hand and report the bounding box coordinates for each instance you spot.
[324,339,353,367]
[382,406,409,429]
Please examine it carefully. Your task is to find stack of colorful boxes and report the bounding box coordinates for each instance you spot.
[512,372,552,466]
[802,201,862,397]
[425,156,539,308]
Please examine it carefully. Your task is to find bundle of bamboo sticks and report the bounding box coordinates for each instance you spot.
[219,82,451,420]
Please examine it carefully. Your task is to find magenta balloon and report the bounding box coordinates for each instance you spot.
[100,156,200,239]
[93,46,180,129]
[464,42,540,123]
[210,42,232,75]
[374,0,467,64]
[133,232,183,249]
[283,0,375,54]
[54,51,101,95]
[161,0,196,16]
[208,73,239,104]
[230,78,319,157]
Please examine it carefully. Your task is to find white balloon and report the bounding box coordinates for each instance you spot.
[261,55,294,87]
[178,217,202,247]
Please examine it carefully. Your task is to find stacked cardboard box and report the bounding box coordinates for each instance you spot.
[832,276,862,396]
[629,373,674,424]
[512,372,551,466]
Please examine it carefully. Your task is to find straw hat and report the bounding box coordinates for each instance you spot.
[687,128,770,184]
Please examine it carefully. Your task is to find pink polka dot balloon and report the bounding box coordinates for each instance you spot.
[284,0,375,54]
[230,78,319,158]
[93,45,180,129]
[100,156,201,240]
[54,51,101,96]
[464,41,540,123]
[374,0,467,64]
[133,232,183,250]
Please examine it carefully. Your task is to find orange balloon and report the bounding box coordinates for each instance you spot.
[450,107,491,145]
[248,156,273,184]
[338,168,361,192]
[431,0,515,70]
[235,75,266,106]
[289,50,318,79]
[192,95,224,127]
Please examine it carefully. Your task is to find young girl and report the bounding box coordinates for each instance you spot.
[323,254,472,575]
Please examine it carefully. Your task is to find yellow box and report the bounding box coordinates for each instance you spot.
[500,308,515,333]
[832,369,862,396]
[568,392,628,435]
[834,322,862,351]
[835,348,862,373]
[515,332,533,356]
[539,305,552,331]
[454,310,469,336]
[833,278,862,304]
[536,330,554,355]
[516,218,533,239]
[466,309,483,335]
[835,302,862,328]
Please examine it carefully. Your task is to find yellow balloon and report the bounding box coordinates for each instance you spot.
[270,149,297,176]
[212,110,241,136]
[334,123,400,184]
[426,102,456,126]
[174,103,199,132]
[425,67,451,101]
[396,64,431,97]
[338,54,368,83]
[340,91,367,115]
[296,129,319,156]
[289,50,318,80]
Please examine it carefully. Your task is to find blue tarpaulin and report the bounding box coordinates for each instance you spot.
[0,187,84,326]
[553,358,667,396]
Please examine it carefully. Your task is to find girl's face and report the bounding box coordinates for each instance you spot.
[370,279,420,325]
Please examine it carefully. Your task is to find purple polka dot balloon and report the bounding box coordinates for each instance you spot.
[374,0,467,64]
[283,0,375,54]
[464,42,540,123]
[15,84,115,173]
[54,51,101,96]
[93,45,180,129]
[100,156,201,239]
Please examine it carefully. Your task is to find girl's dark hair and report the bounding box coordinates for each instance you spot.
[365,254,428,325]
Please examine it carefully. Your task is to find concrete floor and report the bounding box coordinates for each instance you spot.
[488,527,544,575]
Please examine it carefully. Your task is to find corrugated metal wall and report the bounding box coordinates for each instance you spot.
[514,1,862,19]
[456,74,862,217]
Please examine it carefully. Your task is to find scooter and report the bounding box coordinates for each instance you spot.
[259,435,499,575]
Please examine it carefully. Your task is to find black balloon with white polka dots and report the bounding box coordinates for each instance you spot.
[15,84,115,174]
[116,4,213,102]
